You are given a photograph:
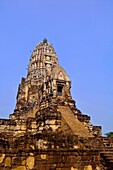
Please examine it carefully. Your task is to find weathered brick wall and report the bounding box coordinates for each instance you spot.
[0,133,103,170]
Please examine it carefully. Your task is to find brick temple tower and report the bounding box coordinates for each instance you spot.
[14,38,72,113]
[0,39,113,170]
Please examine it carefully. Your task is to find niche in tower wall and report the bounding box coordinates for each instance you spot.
[57,85,63,96]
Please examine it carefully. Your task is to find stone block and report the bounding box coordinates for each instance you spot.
[12,166,26,170]
[4,157,11,167]
[41,154,47,160]
[84,165,92,170]
[0,154,5,163]
[26,156,35,169]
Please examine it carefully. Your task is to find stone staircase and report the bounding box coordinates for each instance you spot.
[100,137,113,169]
[58,106,93,138]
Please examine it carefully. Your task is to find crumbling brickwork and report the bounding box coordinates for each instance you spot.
[0,39,113,170]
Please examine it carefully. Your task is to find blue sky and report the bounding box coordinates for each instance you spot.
[0,0,113,135]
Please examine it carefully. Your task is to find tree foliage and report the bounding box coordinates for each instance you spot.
[105,132,113,137]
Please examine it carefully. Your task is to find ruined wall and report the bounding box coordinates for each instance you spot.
[0,132,104,170]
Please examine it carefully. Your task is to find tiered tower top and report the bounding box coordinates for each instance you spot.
[27,39,58,81]
[32,39,58,65]
[15,39,71,112]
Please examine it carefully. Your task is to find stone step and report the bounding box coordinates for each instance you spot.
[101,138,113,165]
[105,156,113,160]
[104,147,113,152]
[101,152,113,163]
[102,153,113,156]
[104,145,113,147]
[58,106,93,138]
[106,158,113,163]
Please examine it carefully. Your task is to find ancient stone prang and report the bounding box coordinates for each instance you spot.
[0,39,113,170]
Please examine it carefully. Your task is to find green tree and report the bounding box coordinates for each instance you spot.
[105,132,113,137]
